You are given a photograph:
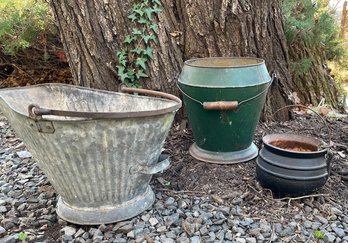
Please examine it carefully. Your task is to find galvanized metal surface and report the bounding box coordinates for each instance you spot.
[178,57,271,164]
[0,83,181,224]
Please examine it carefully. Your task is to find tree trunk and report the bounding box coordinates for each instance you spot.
[288,41,338,107]
[339,1,347,39]
[50,0,292,120]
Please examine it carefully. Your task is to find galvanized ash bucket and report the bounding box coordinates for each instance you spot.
[178,57,272,164]
[0,84,181,224]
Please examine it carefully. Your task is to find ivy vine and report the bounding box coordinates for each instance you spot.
[116,0,162,87]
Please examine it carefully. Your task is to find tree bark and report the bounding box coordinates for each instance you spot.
[339,1,347,39]
[50,0,293,120]
[288,41,338,108]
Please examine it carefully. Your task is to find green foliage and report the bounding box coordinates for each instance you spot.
[314,230,325,239]
[290,58,312,77]
[0,0,53,55]
[283,0,343,60]
[116,0,162,87]
[17,231,28,241]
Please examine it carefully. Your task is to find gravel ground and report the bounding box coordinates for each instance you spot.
[1,112,348,243]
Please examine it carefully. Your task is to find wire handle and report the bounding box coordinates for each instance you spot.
[177,72,276,111]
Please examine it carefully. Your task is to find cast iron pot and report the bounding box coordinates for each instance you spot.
[256,133,333,197]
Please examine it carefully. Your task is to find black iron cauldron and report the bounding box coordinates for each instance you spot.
[256,133,332,197]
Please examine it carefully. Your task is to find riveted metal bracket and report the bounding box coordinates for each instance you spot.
[28,104,55,134]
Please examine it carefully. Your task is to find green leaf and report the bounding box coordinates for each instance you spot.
[143,46,153,58]
[131,48,144,55]
[144,7,153,20]
[116,65,125,75]
[123,35,136,44]
[137,17,149,25]
[18,232,28,241]
[152,0,161,5]
[314,230,325,239]
[149,23,158,33]
[127,13,137,22]
[135,57,147,70]
[132,28,142,35]
[152,4,162,13]
[136,70,148,79]
[133,8,144,16]
[143,35,152,44]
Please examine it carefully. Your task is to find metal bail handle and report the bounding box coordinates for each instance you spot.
[177,72,276,111]
[129,154,171,175]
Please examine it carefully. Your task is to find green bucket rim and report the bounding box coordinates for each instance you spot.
[183,57,266,69]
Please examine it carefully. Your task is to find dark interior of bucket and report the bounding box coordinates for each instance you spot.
[270,140,318,152]
[186,58,263,68]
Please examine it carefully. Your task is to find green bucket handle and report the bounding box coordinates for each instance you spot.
[177,72,276,111]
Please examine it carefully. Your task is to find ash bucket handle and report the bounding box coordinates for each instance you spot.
[129,154,171,175]
[27,88,181,121]
[177,72,276,111]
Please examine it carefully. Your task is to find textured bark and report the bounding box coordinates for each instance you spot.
[339,1,347,39]
[50,0,292,120]
[288,41,338,108]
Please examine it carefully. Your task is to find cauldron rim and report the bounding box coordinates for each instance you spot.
[262,133,328,156]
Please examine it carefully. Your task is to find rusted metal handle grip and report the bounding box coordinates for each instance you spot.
[203,101,239,110]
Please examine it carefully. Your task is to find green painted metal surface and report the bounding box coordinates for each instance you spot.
[178,57,271,153]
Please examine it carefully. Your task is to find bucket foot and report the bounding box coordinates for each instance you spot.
[189,143,258,164]
[56,186,154,225]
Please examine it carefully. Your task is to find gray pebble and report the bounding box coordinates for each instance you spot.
[333,227,346,237]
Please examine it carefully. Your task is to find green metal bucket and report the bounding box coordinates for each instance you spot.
[178,57,272,164]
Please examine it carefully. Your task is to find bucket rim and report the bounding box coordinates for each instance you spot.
[177,78,271,89]
[262,133,328,155]
[183,57,266,68]
[0,83,182,121]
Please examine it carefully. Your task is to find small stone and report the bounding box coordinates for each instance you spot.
[141,214,150,222]
[0,206,7,213]
[161,238,175,243]
[246,237,257,243]
[311,221,321,230]
[0,235,17,243]
[127,230,135,238]
[98,224,107,232]
[16,151,32,158]
[61,226,76,236]
[225,231,233,241]
[118,224,133,233]
[165,197,176,207]
[331,207,343,215]
[0,226,6,235]
[177,236,190,243]
[190,236,201,243]
[82,232,90,239]
[75,238,86,243]
[333,227,346,237]
[1,218,16,230]
[315,215,328,225]
[236,238,246,243]
[324,233,336,243]
[164,213,179,227]
[74,228,85,238]
[149,217,159,226]
[156,226,167,233]
[200,225,209,236]
[211,195,224,204]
